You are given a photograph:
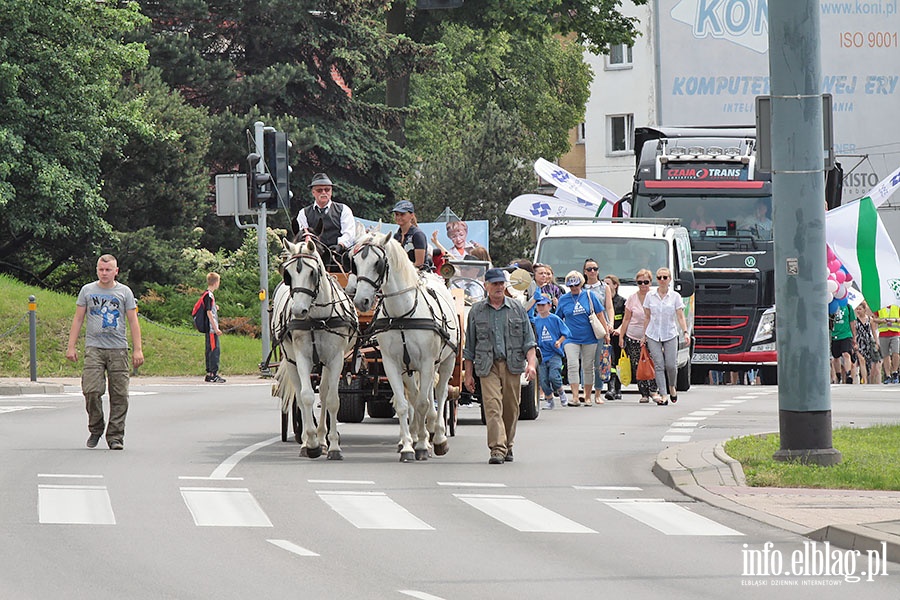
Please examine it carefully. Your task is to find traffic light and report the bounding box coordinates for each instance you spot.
[246,152,274,208]
[264,131,293,210]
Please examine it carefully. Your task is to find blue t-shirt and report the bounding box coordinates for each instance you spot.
[533,312,571,361]
[556,290,604,345]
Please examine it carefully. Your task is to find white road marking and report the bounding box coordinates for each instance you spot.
[688,410,719,416]
[573,486,642,491]
[454,493,596,533]
[267,539,319,557]
[208,435,280,479]
[317,491,433,530]
[308,479,375,485]
[38,473,103,479]
[661,435,692,443]
[178,476,243,481]
[38,484,115,525]
[0,406,55,414]
[600,499,743,536]
[732,395,756,400]
[436,481,507,488]
[669,421,699,427]
[679,416,707,421]
[399,590,447,600]
[180,487,272,527]
[720,400,746,404]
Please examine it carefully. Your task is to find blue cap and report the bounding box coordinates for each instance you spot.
[535,295,552,305]
[484,268,507,283]
[392,200,415,213]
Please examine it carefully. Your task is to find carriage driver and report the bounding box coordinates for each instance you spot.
[296,173,357,262]
[464,268,537,465]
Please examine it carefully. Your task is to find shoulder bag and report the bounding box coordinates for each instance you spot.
[637,345,655,381]
[586,291,606,340]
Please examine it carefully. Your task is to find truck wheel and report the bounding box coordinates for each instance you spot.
[518,379,540,421]
[676,358,692,392]
[760,366,778,385]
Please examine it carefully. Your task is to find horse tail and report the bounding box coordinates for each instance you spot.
[273,360,296,414]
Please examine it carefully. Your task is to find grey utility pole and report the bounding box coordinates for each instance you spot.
[254,121,272,368]
[768,2,840,465]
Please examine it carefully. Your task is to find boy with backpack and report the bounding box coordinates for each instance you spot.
[194,272,225,383]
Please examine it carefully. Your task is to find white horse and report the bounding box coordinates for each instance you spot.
[347,232,460,462]
[272,237,358,460]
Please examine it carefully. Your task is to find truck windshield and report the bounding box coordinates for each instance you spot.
[536,238,669,284]
[633,194,773,241]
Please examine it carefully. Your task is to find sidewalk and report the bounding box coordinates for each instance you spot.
[654,439,900,563]
[0,374,271,395]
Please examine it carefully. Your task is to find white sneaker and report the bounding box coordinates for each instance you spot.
[557,389,568,406]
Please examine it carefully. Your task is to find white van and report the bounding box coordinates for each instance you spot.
[533,217,696,391]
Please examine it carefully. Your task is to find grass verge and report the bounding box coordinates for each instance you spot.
[0,274,265,377]
[725,424,900,491]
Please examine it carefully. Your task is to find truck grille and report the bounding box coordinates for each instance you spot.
[694,315,748,350]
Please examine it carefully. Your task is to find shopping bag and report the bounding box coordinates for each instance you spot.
[636,345,655,381]
[597,344,612,383]
[617,350,632,387]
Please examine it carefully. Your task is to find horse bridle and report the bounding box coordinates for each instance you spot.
[351,242,389,291]
[284,253,321,300]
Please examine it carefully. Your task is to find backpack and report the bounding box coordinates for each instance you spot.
[192,291,211,333]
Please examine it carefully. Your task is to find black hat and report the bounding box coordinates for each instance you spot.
[309,173,333,188]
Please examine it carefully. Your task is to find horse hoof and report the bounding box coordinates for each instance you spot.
[400,451,415,463]
[299,447,308,458]
[327,450,343,461]
[306,445,323,459]
[397,443,403,453]
[433,441,449,456]
[415,448,429,461]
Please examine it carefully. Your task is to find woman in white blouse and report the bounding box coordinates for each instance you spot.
[642,267,690,405]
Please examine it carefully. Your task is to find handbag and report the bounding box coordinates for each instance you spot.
[617,349,632,387]
[597,344,612,383]
[637,345,656,381]
[586,291,606,340]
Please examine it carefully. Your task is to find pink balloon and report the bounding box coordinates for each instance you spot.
[843,270,853,282]
[827,246,836,261]
[835,270,846,284]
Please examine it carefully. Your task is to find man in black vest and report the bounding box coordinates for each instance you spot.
[296,173,357,261]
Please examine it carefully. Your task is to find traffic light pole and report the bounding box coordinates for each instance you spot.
[254,121,272,371]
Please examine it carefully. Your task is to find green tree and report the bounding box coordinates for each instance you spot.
[407,103,534,266]
[0,0,149,287]
[135,0,436,226]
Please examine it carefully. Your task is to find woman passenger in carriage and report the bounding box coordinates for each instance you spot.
[391,200,431,269]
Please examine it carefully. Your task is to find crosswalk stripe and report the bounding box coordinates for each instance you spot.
[267,539,319,557]
[455,493,596,533]
[38,484,115,525]
[317,491,433,530]
[600,499,743,536]
[180,487,273,527]
[661,434,692,443]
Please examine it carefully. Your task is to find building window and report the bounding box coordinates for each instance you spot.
[606,43,633,70]
[576,123,586,144]
[608,114,634,154]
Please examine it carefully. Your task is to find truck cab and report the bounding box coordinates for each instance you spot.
[533,218,696,391]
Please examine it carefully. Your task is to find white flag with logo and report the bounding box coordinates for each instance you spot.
[825,196,900,311]
[860,163,900,208]
[506,194,602,225]
[534,158,620,215]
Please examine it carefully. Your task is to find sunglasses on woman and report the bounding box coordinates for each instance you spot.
[657,275,670,280]
[584,266,599,272]
[637,280,651,285]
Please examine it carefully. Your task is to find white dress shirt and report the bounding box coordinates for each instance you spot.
[642,288,685,342]
[296,200,357,248]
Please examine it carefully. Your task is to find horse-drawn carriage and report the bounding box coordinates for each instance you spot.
[272,229,538,462]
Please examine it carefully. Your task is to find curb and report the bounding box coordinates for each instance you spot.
[0,381,66,396]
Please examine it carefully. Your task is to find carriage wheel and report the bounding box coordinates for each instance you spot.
[337,377,366,423]
[445,396,458,437]
[366,399,396,419]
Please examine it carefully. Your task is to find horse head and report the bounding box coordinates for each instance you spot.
[349,231,394,312]
[281,237,323,321]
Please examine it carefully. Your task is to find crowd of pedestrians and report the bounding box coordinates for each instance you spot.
[831,301,900,385]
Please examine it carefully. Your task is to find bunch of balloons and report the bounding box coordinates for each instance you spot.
[826,244,852,314]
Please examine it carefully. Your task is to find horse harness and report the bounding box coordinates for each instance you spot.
[274,251,358,368]
[353,241,458,376]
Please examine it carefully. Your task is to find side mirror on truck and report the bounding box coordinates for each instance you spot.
[675,271,695,298]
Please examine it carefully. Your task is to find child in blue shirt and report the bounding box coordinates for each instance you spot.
[533,296,570,408]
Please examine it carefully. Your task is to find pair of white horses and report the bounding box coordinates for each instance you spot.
[272,230,459,462]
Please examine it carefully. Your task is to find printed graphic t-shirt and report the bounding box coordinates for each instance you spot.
[76,281,137,349]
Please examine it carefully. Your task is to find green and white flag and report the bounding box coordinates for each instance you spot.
[825,196,900,311]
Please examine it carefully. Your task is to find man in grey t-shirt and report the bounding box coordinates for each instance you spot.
[67,254,143,450]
